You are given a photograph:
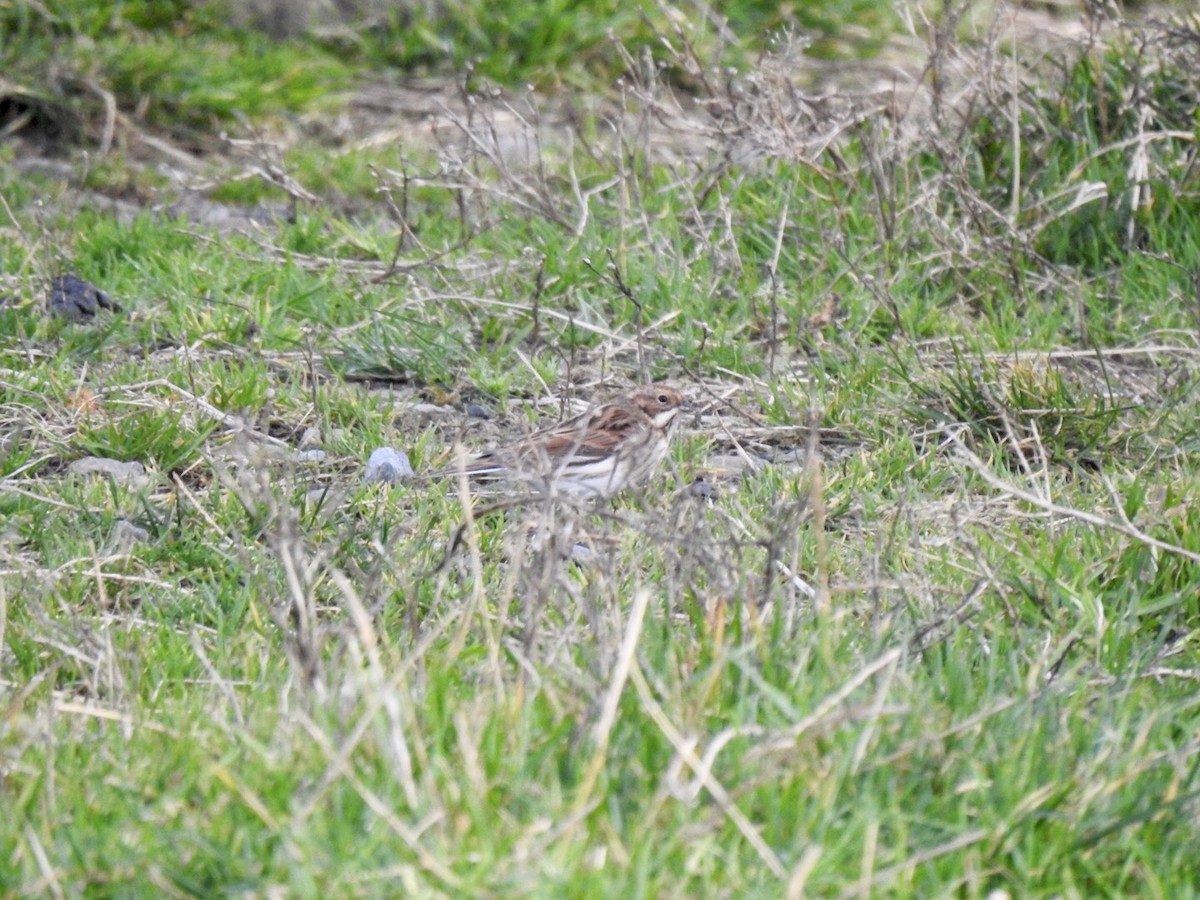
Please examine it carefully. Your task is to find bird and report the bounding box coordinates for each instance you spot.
[442,384,689,500]
[49,275,121,321]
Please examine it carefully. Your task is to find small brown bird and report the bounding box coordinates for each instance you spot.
[446,384,689,499]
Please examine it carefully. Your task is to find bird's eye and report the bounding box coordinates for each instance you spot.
[658,394,669,404]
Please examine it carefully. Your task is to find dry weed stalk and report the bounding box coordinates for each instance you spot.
[945,426,1200,565]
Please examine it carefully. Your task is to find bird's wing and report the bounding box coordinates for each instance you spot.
[519,404,643,461]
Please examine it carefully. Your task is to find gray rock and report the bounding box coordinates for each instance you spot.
[110,519,150,547]
[364,447,414,484]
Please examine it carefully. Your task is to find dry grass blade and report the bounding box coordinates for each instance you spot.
[295,712,462,890]
[330,570,420,809]
[571,585,652,814]
[946,428,1200,564]
[838,828,989,899]
[630,664,789,880]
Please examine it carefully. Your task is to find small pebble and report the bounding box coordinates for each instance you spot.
[569,543,595,565]
[110,519,150,546]
[304,485,340,507]
[294,449,327,463]
[364,447,414,484]
[465,403,492,420]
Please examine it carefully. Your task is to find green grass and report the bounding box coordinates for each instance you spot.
[4,1,1200,896]
[0,0,895,153]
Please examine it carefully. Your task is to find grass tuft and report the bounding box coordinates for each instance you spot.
[4,1,1200,895]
